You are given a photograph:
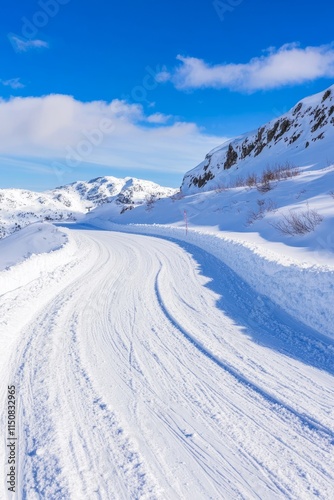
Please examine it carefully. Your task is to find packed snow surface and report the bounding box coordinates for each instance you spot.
[0,226,333,498]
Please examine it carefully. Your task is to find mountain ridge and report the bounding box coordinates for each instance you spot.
[181,84,334,193]
[0,176,176,238]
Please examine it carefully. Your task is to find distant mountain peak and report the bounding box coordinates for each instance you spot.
[0,175,176,239]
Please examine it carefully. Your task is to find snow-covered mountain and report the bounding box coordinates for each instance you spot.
[0,176,176,238]
[181,85,334,193]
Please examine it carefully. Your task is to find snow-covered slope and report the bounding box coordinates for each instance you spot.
[88,162,334,264]
[181,85,334,193]
[0,176,176,239]
[0,222,68,271]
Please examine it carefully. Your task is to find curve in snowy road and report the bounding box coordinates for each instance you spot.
[1,228,334,499]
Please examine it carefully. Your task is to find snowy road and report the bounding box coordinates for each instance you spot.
[1,228,334,499]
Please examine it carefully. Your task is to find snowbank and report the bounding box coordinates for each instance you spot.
[90,219,334,340]
[0,222,69,271]
[0,223,77,295]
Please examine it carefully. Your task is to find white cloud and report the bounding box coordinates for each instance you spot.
[160,43,334,92]
[0,94,227,176]
[0,78,25,89]
[8,34,49,53]
[147,112,172,124]
[155,70,172,83]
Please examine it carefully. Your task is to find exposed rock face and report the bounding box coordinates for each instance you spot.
[192,170,214,188]
[182,85,334,193]
[224,144,238,170]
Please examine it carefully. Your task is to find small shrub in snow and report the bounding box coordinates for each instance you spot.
[257,162,299,193]
[257,179,272,193]
[210,162,299,193]
[245,173,258,187]
[272,207,323,235]
[247,199,277,225]
[261,168,276,183]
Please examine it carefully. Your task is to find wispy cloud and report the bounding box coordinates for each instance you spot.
[8,34,49,53]
[147,112,172,124]
[0,78,25,89]
[160,43,334,92]
[0,94,228,176]
[0,156,56,176]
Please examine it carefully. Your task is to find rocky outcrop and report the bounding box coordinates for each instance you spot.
[182,85,334,193]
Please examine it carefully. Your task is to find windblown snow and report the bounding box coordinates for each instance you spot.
[1,85,334,499]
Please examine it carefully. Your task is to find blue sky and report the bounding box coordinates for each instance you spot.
[1,0,334,190]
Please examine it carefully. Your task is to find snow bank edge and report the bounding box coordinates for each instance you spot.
[95,220,334,340]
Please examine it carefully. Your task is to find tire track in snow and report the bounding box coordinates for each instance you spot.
[154,264,334,442]
[5,234,159,500]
